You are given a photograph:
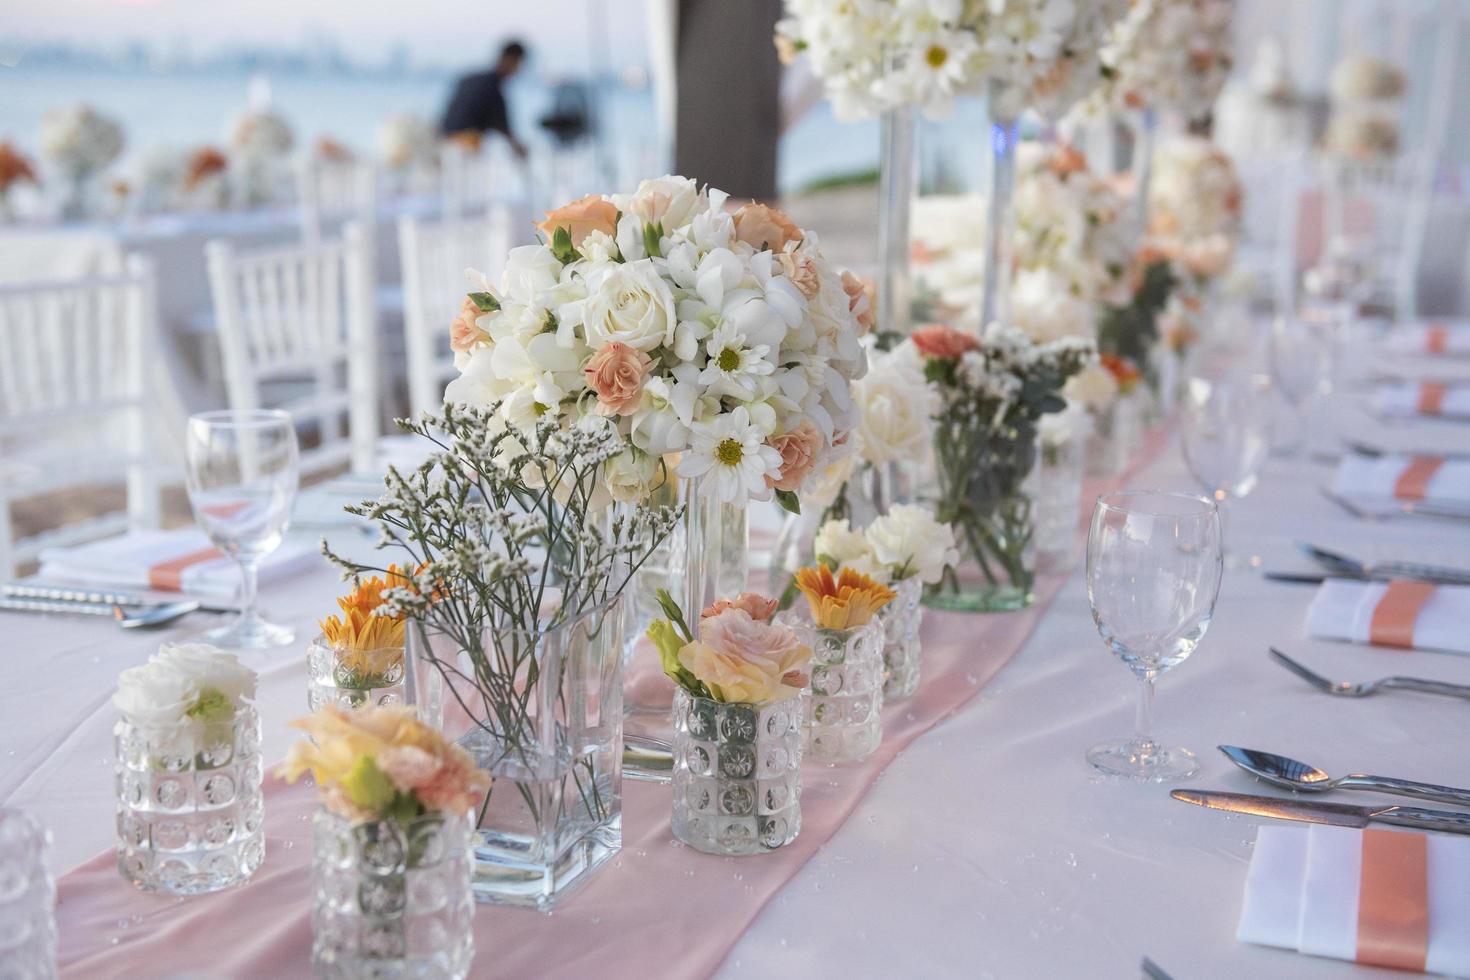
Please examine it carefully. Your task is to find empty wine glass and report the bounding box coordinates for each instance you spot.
[184,410,300,649]
[1086,491,1223,781]
[1179,373,1272,563]
[1268,315,1336,454]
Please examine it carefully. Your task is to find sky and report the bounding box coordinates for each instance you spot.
[4,0,653,72]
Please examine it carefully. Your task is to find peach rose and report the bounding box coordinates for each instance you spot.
[777,251,821,298]
[733,203,802,252]
[911,324,981,360]
[450,296,489,353]
[677,608,811,704]
[536,193,620,247]
[841,271,876,334]
[765,420,822,492]
[701,592,779,622]
[584,342,653,416]
[1047,144,1088,178]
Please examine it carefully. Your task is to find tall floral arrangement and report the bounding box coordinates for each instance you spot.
[227,108,294,161]
[1085,0,1234,122]
[444,175,868,511]
[39,104,124,181]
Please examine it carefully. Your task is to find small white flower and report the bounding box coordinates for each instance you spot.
[676,406,782,503]
[864,504,959,585]
[814,518,872,567]
[698,321,775,400]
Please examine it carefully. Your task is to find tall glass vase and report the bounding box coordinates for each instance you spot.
[1132,107,1158,234]
[980,82,1019,329]
[407,596,626,912]
[877,104,917,341]
[677,478,750,621]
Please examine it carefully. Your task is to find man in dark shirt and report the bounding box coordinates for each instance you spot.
[441,40,528,159]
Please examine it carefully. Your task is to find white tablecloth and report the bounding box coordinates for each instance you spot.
[5,403,1469,978]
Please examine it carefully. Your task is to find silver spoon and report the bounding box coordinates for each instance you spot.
[114,600,203,629]
[1219,745,1470,806]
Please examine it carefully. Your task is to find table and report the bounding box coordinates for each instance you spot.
[5,367,1469,978]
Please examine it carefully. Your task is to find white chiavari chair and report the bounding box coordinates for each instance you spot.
[397,208,512,417]
[1319,153,1433,320]
[205,223,378,479]
[294,156,379,248]
[438,141,498,222]
[0,255,161,576]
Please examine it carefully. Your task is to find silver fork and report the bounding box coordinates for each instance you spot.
[1298,542,1470,586]
[1319,486,1470,523]
[1269,647,1470,701]
[1345,440,1470,462]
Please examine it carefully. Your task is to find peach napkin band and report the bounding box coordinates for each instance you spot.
[147,547,224,590]
[1393,455,1445,501]
[1368,580,1437,649]
[1417,382,1447,415]
[1356,829,1429,972]
[1425,324,1449,355]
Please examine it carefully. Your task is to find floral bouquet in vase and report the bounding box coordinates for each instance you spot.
[38,104,124,220]
[649,589,810,856]
[307,566,416,712]
[285,705,487,978]
[912,323,1093,612]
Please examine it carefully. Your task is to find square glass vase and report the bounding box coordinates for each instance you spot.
[798,619,885,763]
[114,705,264,895]
[306,634,407,711]
[408,596,625,912]
[670,689,803,856]
[878,576,924,701]
[0,808,57,977]
[311,808,475,979]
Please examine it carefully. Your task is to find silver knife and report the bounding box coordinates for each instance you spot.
[1171,789,1470,834]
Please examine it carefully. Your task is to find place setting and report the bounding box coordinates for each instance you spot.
[5,2,1470,978]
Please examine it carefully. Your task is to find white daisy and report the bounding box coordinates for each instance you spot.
[698,322,775,400]
[676,406,782,503]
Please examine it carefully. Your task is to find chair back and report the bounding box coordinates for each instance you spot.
[295,157,378,248]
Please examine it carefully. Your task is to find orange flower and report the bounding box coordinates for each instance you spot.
[0,141,37,192]
[1046,144,1088,178]
[536,193,620,247]
[319,564,416,654]
[911,323,981,360]
[794,564,897,630]
[1099,354,1141,394]
[182,146,228,191]
[316,136,354,163]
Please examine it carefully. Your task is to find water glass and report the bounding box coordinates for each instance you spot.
[1085,491,1222,780]
[184,409,300,648]
[1179,374,1271,561]
[0,809,57,979]
[1268,315,1336,454]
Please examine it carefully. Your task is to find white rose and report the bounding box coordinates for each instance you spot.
[500,245,564,303]
[843,552,893,585]
[604,447,663,504]
[614,174,704,230]
[583,259,678,352]
[853,350,935,466]
[1039,400,1094,450]
[814,518,871,567]
[1063,363,1119,413]
[154,642,257,706]
[112,642,255,728]
[864,504,959,585]
[113,662,195,729]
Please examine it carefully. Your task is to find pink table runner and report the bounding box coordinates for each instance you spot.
[56,431,1171,980]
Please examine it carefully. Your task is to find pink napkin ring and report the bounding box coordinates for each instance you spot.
[1425,324,1448,355]
[147,547,223,590]
[1357,828,1429,971]
[1368,580,1437,649]
[1417,383,1447,416]
[1393,456,1445,501]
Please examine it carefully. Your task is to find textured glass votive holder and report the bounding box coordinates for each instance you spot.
[0,808,57,978]
[311,808,475,979]
[671,689,803,856]
[878,576,924,701]
[306,635,406,711]
[798,619,884,763]
[114,706,264,895]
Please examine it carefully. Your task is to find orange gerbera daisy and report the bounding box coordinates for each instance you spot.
[794,565,897,631]
[319,564,417,654]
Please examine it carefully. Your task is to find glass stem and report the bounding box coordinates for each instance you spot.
[238,558,260,622]
[980,80,1017,328]
[877,104,916,341]
[1134,674,1156,752]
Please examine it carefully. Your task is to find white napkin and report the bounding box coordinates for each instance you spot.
[1239,825,1470,976]
[38,528,319,598]
[1332,454,1470,509]
[1306,579,1470,655]
[1374,382,1470,419]
[374,434,436,473]
[1383,321,1470,357]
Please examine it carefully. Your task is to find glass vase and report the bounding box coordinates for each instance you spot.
[114,705,265,895]
[408,595,625,911]
[878,576,923,701]
[927,425,1038,613]
[311,808,475,979]
[1133,107,1158,232]
[788,617,884,763]
[670,690,803,856]
[1034,433,1087,573]
[677,477,750,618]
[0,809,56,978]
[877,104,917,341]
[979,80,1019,328]
[307,635,406,711]
[1088,393,1144,477]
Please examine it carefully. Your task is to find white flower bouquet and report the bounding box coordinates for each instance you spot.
[1147,135,1242,282]
[814,504,958,587]
[1085,0,1234,122]
[113,642,257,730]
[38,104,124,181]
[444,175,869,509]
[227,108,295,161]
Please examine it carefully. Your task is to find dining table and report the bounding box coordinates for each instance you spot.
[5,340,1470,979]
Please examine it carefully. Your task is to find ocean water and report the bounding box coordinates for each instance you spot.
[0,64,993,196]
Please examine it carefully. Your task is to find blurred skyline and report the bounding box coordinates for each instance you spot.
[3,0,652,75]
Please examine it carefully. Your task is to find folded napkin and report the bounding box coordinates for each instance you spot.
[1333,454,1470,508]
[374,434,436,473]
[1383,321,1470,357]
[1374,382,1470,420]
[1239,825,1470,976]
[39,528,319,598]
[1306,578,1470,655]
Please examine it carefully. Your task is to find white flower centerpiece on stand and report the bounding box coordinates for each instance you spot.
[38,104,124,221]
[227,106,294,207]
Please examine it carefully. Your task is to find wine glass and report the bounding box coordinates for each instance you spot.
[1179,373,1272,563]
[1086,491,1223,781]
[184,410,300,649]
[1268,315,1336,454]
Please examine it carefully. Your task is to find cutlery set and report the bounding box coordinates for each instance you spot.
[0,582,234,630]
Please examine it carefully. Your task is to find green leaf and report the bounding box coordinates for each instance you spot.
[550,226,582,264]
[186,687,234,723]
[774,488,801,515]
[653,587,693,643]
[468,291,500,312]
[642,221,664,258]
